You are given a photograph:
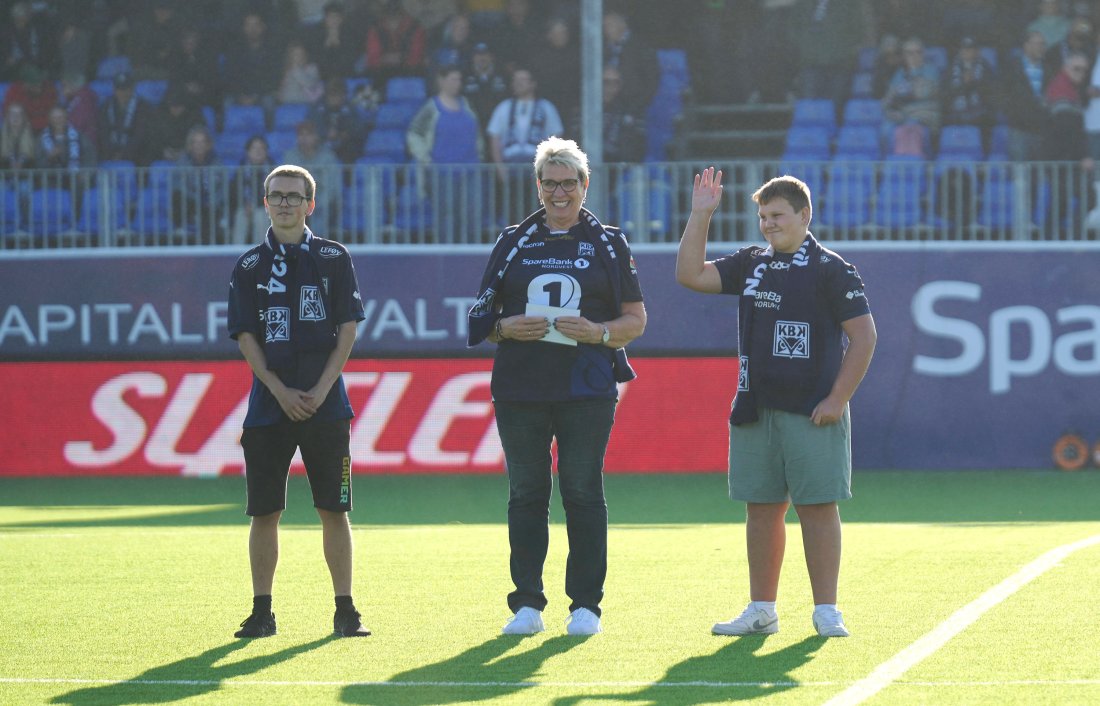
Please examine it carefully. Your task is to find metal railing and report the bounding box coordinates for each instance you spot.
[1,160,1097,249]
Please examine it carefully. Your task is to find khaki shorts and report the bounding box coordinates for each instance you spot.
[728,406,852,505]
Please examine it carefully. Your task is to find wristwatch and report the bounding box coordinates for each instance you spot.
[600,325,611,345]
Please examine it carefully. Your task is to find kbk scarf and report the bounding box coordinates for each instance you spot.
[256,227,330,370]
[731,233,823,425]
[467,206,637,382]
[40,125,81,169]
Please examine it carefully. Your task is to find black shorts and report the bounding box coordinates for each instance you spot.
[241,418,353,516]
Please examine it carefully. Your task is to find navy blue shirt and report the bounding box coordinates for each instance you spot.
[713,242,869,415]
[227,236,365,427]
[491,222,643,401]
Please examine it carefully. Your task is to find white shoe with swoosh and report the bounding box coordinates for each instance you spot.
[712,604,779,635]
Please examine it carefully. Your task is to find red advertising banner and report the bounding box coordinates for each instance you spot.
[0,359,738,477]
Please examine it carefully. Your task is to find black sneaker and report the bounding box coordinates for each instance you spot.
[334,607,371,637]
[234,611,276,638]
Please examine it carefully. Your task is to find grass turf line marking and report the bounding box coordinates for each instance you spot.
[823,533,1100,706]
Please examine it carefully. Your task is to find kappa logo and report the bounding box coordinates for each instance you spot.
[578,241,595,258]
[773,320,810,359]
[299,286,327,321]
[738,355,749,392]
[318,245,343,258]
[574,258,590,269]
[241,253,260,270]
[265,307,290,343]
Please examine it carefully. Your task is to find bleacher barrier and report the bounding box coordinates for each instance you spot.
[0,160,1097,250]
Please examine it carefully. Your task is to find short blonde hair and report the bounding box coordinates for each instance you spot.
[533,137,589,185]
[752,175,812,214]
[265,164,317,200]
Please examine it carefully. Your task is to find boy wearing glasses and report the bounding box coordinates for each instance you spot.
[227,164,369,638]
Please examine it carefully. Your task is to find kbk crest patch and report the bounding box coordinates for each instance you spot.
[299,286,326,321]
[773,320,809,359]
[578,241,595,258]
[265,307,290,342]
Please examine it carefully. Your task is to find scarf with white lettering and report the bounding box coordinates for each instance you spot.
[40,124,81,169]
[467,206,636,382]
[257,227,329,370]
[731,233,822,425]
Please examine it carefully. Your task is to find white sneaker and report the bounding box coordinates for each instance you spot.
[813,606,850,637]
[501,606,544,635]
[712,603,779,635]
[565,608,602,635]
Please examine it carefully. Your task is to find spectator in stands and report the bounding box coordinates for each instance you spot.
[281,120,340,235]
[1084,24,1100,162]
[464,43,509,138]
[570,66,645,164]
[793,0,874,107]
[167,27,222,112]
[3,63,60,133]
[677,169,875,642]
[430,12,476,71]
[56,17,91,82]
[59,72,99,144]
[407,65,484,165]
[881,37,942,157]
[308,1,359,81]
[360,0,427,83]
[403,0,460,35]
[1043,52,1092,232]
[0,102,36,170]
[467,136,646,638]
[97,71,156,166]
[486,67,564,178]
[533,17,581,126]
[0,2,55,82]
[1029,0,1072,48]
[154,85,207,163]
[308,77,369,164]
[278,42,325,105]
[999,30,1052,161]
[222,11,280,114]
[37,105,97,170]
[871,35,904,100]
[943,36,998,141]
[175,124,225,236]
[129,0,183,81]
[489,0,541,74]
[1044,17,1096,82]
[602,10,659,114]
[230,135,272,243]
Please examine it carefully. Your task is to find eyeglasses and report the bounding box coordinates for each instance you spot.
[540,178,580,193]
[267,192,308,206]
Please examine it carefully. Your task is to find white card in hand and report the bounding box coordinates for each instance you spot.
[525,303,581,346]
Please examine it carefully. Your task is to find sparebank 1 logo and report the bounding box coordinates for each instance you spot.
[528,273,581,309]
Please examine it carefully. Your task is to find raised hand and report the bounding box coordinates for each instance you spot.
[691,167,724,215]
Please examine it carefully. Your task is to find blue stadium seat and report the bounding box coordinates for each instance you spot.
[977,169,1014,229]
[222,105,267,134]
[820,160,875,228]
[385,76,427,104]
[89,79,113,102]
[30,188,74,236]
[857,46,878,72]
[850,71,874,99]
[924,46,948,73]
[392,184,432,230]
[0,82,8,106]
[273,103,311,131]
[988,125,1009,160]
[783,126,832,161]
[373,102,419,130]
[791,99,837,136]
[133,185,174,235]
[874,157,927,228]
[928,159,977,227]
[842,99,883,128]
[656,48,690,93]
[215,131,253,162]
[202,106,217,132]
[938,125,984,161]
[0,185,23,232]
[980,46,998,70]
[363,128,408,161]
[265,130,297,161]
[95,55,131,81]
[135,80,168,105]
[778,161,826,198]
[75,187,131,235]
[834,125,881,160]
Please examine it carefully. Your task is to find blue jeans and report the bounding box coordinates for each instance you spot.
[493,398,617,617]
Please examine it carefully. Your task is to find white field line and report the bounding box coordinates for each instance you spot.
[823,533,1100,706]
[3,677,1100,690]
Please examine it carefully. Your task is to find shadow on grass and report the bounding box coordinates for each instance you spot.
[552,635,826,706]
[4,471,1100,527]
[50,635,335,706]
[341,633,587,705]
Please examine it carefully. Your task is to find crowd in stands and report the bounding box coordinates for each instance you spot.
[2,0,1100,236]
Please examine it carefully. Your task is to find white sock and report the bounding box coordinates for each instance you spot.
[751,600,777,614]
[814,603,838,613]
